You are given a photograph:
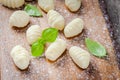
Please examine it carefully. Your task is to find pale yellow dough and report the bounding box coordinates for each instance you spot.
[11,45,30,70]
[65,0,81,12]
[47,10,65,30]
[64,18,84,38]
[45,39,66,61]
[38,0,54,12]
[69,46,90,69]
[26,25,42,45]
[9,11,30,28]
[1,0,25,8]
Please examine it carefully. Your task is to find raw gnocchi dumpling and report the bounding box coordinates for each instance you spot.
[69,46,90,69]
[9,11,30,28]
[45,39,66,61]
[1,0,25,8]
[65,0,81,12]
[10,45,30,70]
[38,0,54,12]
[47,10,65,30]
[64,18,84,38]
[26,25,42,45]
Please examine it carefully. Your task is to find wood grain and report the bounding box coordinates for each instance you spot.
[0,0,120,80]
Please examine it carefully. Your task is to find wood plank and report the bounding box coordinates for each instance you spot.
[0,0,120,80]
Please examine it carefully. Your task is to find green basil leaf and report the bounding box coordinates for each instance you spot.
[42,28,58,42]
[85,38,106,57]
[38,38,46,45]
[31,41,44,57]
[31,28,58,57]
[24,4,42,17]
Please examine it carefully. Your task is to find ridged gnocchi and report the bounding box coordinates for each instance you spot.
[47,10,65,30]
[69,46,90,69]
[1,0,25,8]
[38,0,54,12]
[64,18,84,38]
[45,39,66,61]
[10,45,30,70]
[65,0,82,12]
[26,25,42,45]
[9,11,30,28]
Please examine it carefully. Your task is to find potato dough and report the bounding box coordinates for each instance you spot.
[47,10,65,30]
[69,46,90,69]
[13,53,30,70]
[64,18,84,38]
[38,0,54,12]
[9,11,30,28]
[10,45,30,70]
[45,39,66,61]
[11,45,29,58]
[26,25,42,45]
[65,0,81,12]
[1,0,25,8]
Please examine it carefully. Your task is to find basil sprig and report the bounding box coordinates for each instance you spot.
[31,28,58,57]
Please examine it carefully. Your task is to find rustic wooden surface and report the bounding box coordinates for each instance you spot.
[0,0,120,80]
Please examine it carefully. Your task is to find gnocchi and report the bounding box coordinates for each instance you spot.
[38,0,54,12]
[69,46,90,69]
[64,18,84,38]
[45,39,66,61]
[1,0,25,8]
[65,0,82,12]
[10,45,30,70]
[47,10,65,30]
[26,25,42,45]
[9,11,30,28]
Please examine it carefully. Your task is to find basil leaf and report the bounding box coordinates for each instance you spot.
[42,28,58,42]
[31,41,44,57]
[31,28,58,57]
[24,4,42,17]
[85,38,106,57]
[38,38,46,45]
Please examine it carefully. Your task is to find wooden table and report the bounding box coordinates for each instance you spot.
[0,0,120,80]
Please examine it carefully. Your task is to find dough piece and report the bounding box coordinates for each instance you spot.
[9,11,30,28]
[64,18,84,38]
[1,0,25,8]
[26,25,42,45]
[65,0,81,12]
[11,45,29,58]
[38,0,54,12]
[47,10,65,30]
[10,45,30,70]
[69,46,90,69]
[13,53,30,70]
[45,39,66,61]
